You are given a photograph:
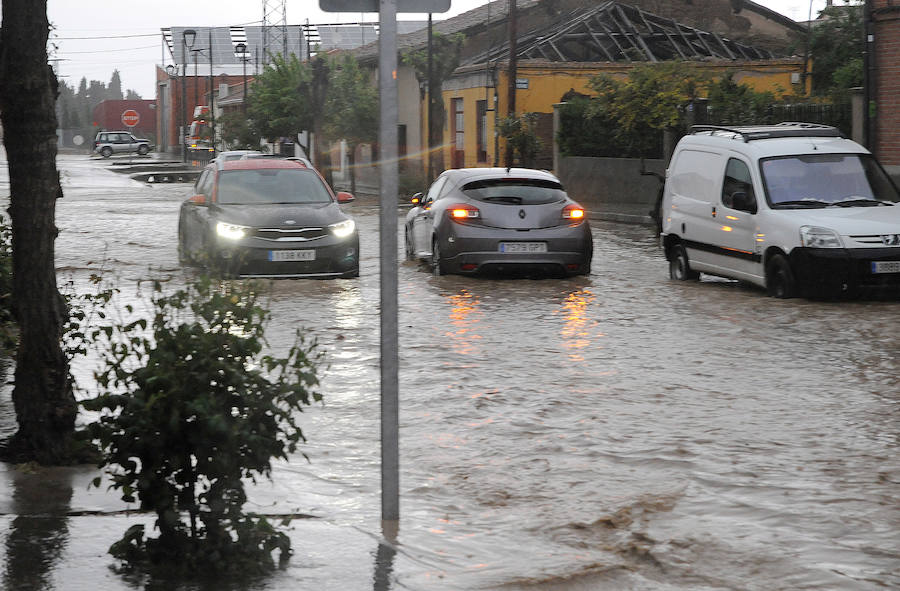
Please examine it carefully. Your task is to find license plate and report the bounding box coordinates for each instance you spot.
[871,261,900,274]
[268,249,315,262]
[499,242,547,253]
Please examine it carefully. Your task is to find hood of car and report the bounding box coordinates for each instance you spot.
[213,201,345,228]
[781,205,900,235]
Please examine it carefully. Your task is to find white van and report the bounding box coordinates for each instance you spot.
[660,123,900,298]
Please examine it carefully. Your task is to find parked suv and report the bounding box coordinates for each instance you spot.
[93,131,151,157]
[660,122,900,298]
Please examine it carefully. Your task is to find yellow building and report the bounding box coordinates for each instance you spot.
[434,56,809,170]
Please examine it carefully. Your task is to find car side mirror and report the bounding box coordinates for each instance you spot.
[336,191,354,204]
[729,191,757,213]
[411,192,423,205]
[188,194,207,205]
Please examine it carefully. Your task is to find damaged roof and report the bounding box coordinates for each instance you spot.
[463,1,774,65]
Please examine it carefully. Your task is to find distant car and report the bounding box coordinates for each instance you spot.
[405,167,592,276]
[93,131,151,158]
[216,150,263,162]
[178,158,359,278]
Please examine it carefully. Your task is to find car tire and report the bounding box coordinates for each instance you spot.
[100,146,112,158]
[669,244,700,281]
[137,145,149,155]
[177,223,191,264]
[766,254,796,298]
[405,229,415,261]
[431,237,447,276]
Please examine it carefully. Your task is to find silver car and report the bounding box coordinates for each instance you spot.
[405,168,592,277]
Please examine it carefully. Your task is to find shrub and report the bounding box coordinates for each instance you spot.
[81,274,322,580]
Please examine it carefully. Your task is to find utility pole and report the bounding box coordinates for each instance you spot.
[505,0,518,168]
[427,14,435,183]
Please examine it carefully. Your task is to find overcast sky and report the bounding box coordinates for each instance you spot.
[42,0,828,99]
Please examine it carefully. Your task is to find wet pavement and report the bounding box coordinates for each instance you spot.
[0,152,898,590]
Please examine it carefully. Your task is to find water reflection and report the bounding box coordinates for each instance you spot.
[558,288,599,363]
[443,289,482,358]
[372,521,398,591]
[2,466,74,591]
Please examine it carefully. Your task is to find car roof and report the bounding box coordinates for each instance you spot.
[679,133,869,159]
[683,123,869,159]
[441,167,560,183]
[218,159,308,171]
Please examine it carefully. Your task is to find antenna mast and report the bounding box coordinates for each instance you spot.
[261,0,288,65]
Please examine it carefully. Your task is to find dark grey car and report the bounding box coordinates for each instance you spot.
[405,168,592,277]
[178,158,359,278]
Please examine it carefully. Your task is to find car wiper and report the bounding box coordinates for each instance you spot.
[774,199,830,208]
[831,198,893,207]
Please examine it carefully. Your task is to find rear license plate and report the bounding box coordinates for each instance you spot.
[499,242,547,253]
[269,249,315,262]
[871,261,900,274]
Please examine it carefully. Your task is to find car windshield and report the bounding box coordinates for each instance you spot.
[762,153,900,207]
[216,169,332,205]
[461,178,566,205]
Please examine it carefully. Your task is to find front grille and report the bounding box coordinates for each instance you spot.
[848,234,900,246]
[251,227,327,242]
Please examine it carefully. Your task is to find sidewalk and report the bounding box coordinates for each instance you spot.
[0,461,399,591]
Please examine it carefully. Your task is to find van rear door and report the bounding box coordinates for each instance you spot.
[665,148,725,269]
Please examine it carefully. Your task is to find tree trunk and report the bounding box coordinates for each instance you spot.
[0,0,78,464]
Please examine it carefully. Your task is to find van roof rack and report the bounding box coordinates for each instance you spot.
[690,122,844,142]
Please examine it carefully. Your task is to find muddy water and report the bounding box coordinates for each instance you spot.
[2,154,899,590]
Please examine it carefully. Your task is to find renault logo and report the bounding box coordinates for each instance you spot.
[882,234,900,246]
[518,209,526,219]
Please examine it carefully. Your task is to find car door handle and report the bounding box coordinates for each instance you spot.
[711,206,717,218]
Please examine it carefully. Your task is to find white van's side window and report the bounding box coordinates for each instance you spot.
[722,158,757,213]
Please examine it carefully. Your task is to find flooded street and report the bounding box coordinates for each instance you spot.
[1,154,898,590]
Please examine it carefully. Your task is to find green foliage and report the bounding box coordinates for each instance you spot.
[706,73,775,125]
[589,62,705,134]
[497,113,543,168]
[809,3,864,96]
[218,111,260,150]
[80,274,322,580]
[402,32,465,148]
[556,96,637,158]
[247,54,312,140]
[323,55,378,149]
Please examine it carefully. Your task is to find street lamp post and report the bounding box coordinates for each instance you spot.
[181,29,196,162]
[235,42,249,114]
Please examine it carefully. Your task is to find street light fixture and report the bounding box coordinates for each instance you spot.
[235,42,249,114]
[181,29,196,162]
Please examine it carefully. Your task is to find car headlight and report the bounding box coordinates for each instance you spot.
[216,221,250,240]
[329,219,356,238]
[799,226,843,248]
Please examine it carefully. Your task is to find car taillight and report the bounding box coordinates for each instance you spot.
[448,204,480,221]
[562,204,585,220]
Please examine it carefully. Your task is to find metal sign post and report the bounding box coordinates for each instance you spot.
[319,0,449,526]
[377,0,400,524]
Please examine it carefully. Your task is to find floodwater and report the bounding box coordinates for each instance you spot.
[0,153,898,590]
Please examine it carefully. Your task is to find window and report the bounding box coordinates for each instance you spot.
[217,169,333,205]
[398,124,407,159]
[461,179,566,205]
[476,100,487,163]
[722,158,756,212]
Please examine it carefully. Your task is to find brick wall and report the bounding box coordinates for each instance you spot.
[873,1,900,167]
